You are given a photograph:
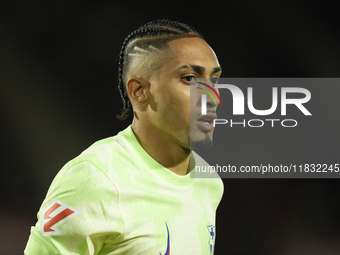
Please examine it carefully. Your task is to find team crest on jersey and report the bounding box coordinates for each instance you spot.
[207,224,215,255]
[41,200,81,236]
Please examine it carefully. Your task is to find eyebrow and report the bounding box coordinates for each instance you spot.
[178,64,222,75]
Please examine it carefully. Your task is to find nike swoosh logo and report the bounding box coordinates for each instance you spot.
[159,223,170,255]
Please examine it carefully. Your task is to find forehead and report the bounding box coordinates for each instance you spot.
[166,37,219,68]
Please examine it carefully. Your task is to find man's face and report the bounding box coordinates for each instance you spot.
[147,37,221,150]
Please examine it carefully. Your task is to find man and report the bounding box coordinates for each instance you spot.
[25,19,223,255]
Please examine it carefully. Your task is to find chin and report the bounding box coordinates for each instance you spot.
[190,134,213,150]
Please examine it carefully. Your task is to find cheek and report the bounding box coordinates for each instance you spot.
[190,87,202,111]
[170,94,190,119]
[179,88,191,117]
[162,90,190,126]
[151,79,191,123]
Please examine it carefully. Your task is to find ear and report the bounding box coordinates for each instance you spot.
[126,77,150,109]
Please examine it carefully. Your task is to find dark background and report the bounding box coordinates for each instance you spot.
[1,1,340,254]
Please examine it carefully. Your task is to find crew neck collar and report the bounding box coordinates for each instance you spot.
[120,125,196,186]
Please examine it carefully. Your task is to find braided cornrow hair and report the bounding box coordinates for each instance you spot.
[116,19,204,120]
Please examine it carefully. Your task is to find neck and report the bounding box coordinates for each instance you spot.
[131,118,191,176]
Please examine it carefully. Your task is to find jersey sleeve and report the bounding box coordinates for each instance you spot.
[24,160,125,255]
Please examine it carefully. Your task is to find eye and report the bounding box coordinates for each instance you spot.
[182,75,197,83]
[210,77,219,84]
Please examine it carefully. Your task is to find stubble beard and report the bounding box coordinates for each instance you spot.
[190,133,213,150]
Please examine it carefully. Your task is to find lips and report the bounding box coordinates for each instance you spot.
[195,113,217,132]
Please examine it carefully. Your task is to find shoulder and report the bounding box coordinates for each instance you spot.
[25,158,125,254]
[61,125,134,175]
[44,127,135,207]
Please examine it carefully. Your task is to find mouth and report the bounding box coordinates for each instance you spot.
[195,113,217,133]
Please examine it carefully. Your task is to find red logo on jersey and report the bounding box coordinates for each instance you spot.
[41,200,80,236]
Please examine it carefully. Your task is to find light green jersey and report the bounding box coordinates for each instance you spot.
[25,126,223,255]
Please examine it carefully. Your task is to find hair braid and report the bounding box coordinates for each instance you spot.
[117,29,144,121]
[116,19,203,120]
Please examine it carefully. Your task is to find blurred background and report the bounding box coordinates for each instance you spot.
[1,0,340,254]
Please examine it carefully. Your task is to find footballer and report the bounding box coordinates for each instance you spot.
[25,19,223,255]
